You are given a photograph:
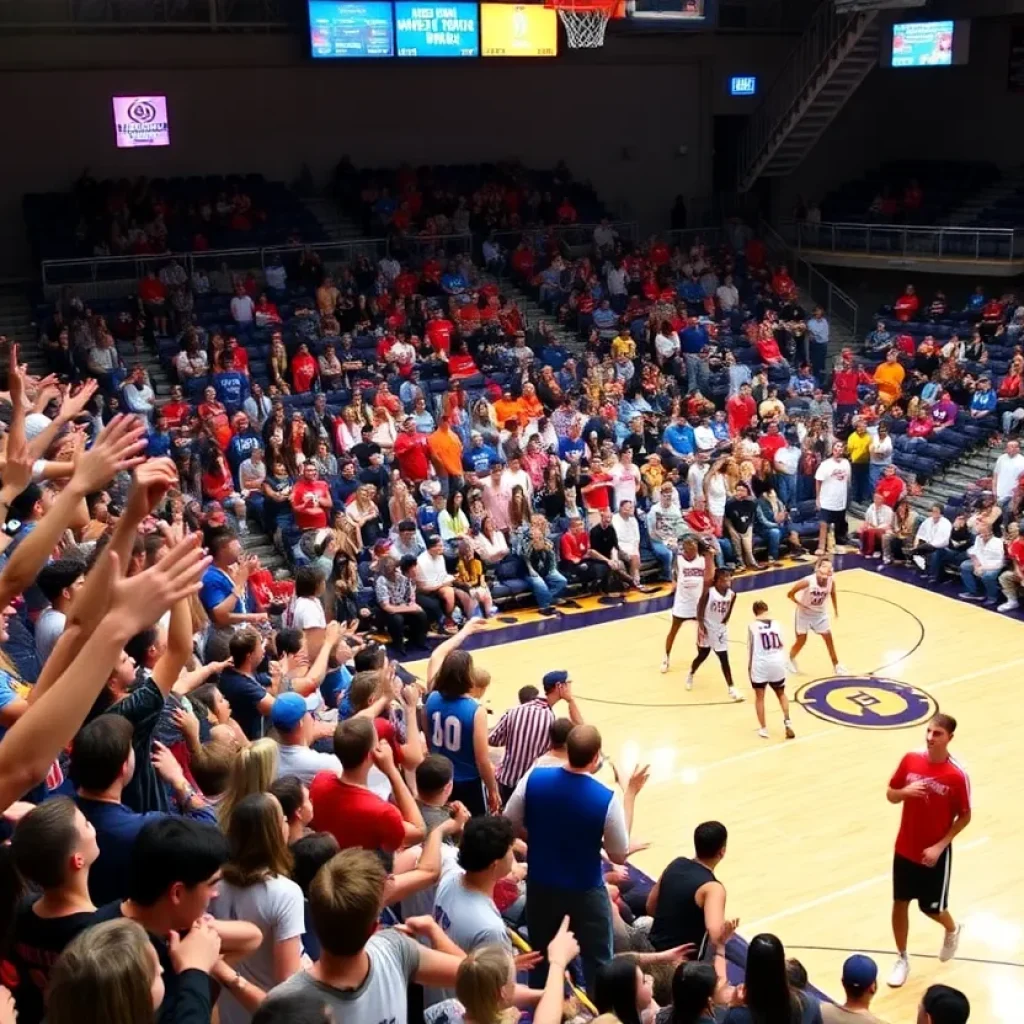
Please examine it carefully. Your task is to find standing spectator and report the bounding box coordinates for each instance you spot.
[873,350,906,406]
[724,483,762,570]
[806,307,829,378]
[845,421,872,505]
[291,462,331,533]
[868,423,893,493]
[814,441,851,554]
[230,283,255,325]
[894,284,920,322]
[34,557,86,665]
[958,521,1004,604]
[992,439,1024,508]
[488,669,583,803]
[310,716,425,852]
[505,724,647,991]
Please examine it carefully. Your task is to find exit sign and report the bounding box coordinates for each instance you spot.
[730,75,757,96]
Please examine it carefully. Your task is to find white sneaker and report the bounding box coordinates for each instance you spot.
[757,727,769,739]
[685,672,694,691]
[998,600,1020,612]
[912,554,926,571]
[834,662,849,675]
[784,719,795,739]
[939,924,962,963]
[887,955,910,988]
[786,657,800,674]
[660,656,670,674]
[872,551,882,559]
[728,687,744,702]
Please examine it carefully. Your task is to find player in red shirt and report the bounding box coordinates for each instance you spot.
[886,713,971,988]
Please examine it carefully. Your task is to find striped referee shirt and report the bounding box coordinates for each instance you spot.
[489,697,554,789]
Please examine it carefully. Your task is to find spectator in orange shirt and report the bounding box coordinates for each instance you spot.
[427,416,465,497]
[520,383,544,424]
[873,350,906,406]
[494,388,524,429]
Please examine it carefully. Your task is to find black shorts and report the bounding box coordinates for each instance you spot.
[752,679,785,690]
[818,508,847,525]
[893,849,952,913]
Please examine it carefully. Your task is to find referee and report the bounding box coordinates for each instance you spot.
[488,670,583,803]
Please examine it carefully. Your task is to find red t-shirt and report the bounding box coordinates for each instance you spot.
[756,337,783,363]
[560,530,589,562]
[162,400,191,430]
[875,476,904,507]
[394,432,431,482]
[292,354,317,393]
[889,751,971,863]
[139,278,166,304]
[309,773,405,852]
[584,472,613,511]
[374,718,404,767]
[894,295,919,322]
[758,433,786,462]
[832,369,862,406]
[726,394,756,435]
[426,319,453,355]
[292,479,329,530]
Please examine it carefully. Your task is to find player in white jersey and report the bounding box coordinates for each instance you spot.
[786,557,847,676]
[747,600,795,739]
[685,567,743,702]
[661,537,713,674]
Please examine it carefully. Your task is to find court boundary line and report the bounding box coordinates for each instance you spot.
[743,836,990,932]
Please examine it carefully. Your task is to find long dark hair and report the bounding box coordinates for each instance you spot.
[669,962,718,1024]
[433,649,474,699]
[594,958,643,1024]
[743,933,802,1024]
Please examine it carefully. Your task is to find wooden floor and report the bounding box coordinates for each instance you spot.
[409,567,1024,1023]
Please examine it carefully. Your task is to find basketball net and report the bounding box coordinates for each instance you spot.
[556,7,611,47]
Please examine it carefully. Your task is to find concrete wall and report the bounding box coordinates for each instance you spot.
[0,29,791,276]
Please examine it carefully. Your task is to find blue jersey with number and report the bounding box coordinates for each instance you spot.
[424,691,480,783]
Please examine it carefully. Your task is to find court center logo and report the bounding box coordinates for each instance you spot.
[795,676,937,729]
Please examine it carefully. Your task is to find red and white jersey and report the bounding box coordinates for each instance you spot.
[703,588,734,629]
[748,618,787,683]
[800,574,833,612]
[889,750,972,863]
[672,553,707,618]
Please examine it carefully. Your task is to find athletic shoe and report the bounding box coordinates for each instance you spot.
[887,955,910,988]
[757,727,769,739]
[912,554,926,570]
[998,600,1020,612]
[958,592,984,601]
[784,719,796,739]
[834,662,849,675]
[660,656,670,674]
[876,562,887,572]
[872,551,882,559]
[685,672,694,691]
[786,657,800,674]
[537,607,559,617]
[728,687,744,702]
[882,557,892,565]
[939,924,962,963]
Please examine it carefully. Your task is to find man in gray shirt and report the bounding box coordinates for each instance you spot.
[269,848,464,1024]
[34,557,86,665]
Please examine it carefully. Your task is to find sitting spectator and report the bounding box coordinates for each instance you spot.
[959,520,1004,604]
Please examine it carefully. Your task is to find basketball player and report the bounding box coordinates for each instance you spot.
[661,536,713,674]
[747,600,795,739]
[886,713,971,988]
[786,557,847,675]
[686,568,743,702]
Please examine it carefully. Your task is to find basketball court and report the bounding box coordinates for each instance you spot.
[408,564,1024,1022]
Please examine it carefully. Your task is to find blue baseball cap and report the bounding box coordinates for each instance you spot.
[270,691,319,731]
[841,954,877,991]
[542,670,568,690]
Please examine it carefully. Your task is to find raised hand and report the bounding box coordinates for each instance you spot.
[73,415,148,494]
[125,457,179,522]
[626,763,651,796]
[59,378,99,422]
[107,534,211,637]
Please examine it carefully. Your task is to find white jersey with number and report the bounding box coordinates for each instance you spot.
[795,574,833,634]
[702,587,734,653]
[672,553,707,619]
[748,618,787,683]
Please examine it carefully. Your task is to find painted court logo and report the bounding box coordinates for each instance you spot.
[795,676,937,729]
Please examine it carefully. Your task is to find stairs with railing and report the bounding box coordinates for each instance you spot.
[738,2,879,192]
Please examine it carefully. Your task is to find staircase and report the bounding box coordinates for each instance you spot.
[737,3,879,192]
[943,168,1024,227]
[301,198,364,242]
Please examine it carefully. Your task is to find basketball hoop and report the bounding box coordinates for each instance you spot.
[546,0,620,48]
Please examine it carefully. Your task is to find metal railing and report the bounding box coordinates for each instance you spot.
[489,221,639,255]
[780,220,1024,263]
[0,0,289,30]
[665,227,727,252]
[39,233,477,292]
[759,219,859,341]
[737,0,865,186]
